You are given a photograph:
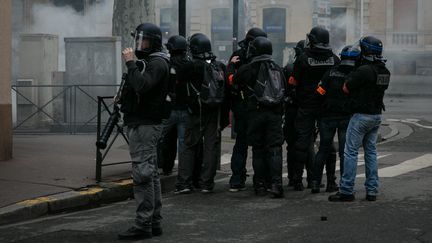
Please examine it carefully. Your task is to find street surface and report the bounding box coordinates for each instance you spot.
[1,96,432,243]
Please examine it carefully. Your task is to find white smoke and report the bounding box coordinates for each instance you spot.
[29,0,114,71]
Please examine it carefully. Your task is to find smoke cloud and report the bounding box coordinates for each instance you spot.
[28,0,114,71]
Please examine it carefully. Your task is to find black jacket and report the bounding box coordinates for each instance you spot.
[346,61,391,114]
[169,54,190,110]
[121,52,170,126]
[293,48,340,109]
[317,65,353,118]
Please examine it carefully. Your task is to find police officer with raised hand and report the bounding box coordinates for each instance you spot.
[232,36,286,198]
[227,27,267,192]
[174,33,228,194]
[118,23,170,240]
[157,35,190,176]
[329,36,390,202]
[311,45,361,194]
[291,26,340,191]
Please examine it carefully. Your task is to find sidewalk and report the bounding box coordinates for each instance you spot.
[0,124,397,225]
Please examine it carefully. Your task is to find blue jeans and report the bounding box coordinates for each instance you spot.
[340,113,381,196]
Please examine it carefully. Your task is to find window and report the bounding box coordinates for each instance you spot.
[394,0,417,32]
[263,8,286,65]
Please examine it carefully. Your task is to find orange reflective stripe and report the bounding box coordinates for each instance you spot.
[228,74,234,86]
[316,86,326,96]
[288,76,298,86]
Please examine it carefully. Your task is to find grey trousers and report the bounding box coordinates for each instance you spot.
[127,124,163,231]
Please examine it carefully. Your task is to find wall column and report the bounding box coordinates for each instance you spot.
[0,0,13,161]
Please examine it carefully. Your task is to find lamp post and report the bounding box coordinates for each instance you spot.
[179,0,186,37]
[360,0,364,37]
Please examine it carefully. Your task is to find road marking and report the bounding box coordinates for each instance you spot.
[175,153,232,165]
[357,154,432,178]
[281,154,390,178]
[334,154,391,172]
[386,118,432,129]
[401,119,432,129]
[221,153,231,165]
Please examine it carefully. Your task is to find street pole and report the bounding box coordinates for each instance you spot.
[0,0,13,161]
[360,0,364,37]
[233,0,239,53]
[179,0,186,37]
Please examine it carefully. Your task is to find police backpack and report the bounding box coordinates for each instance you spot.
[248,61,285,106]
[188,60,225,107]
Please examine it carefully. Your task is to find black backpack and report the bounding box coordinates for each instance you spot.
[188,60,225,107]
[248,60,285,105]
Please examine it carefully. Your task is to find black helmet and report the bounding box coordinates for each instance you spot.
[359,36,384,61]
[247,36,272,58]
[238,27,267,49]
[132,23,162,58]
[294,40,305,57]
[339,45,361,66]
[189,33,213,59]
[305,26,330,49]
[165,35,187,53]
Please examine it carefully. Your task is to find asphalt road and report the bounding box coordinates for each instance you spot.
[1,96,432,243]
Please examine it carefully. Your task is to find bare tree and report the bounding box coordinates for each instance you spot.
[112,0,155,50]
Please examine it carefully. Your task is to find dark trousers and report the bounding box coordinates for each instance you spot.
[176,110,221,190]
[313,116,349,183]
[247,108,284,189]
[229,101,249,187]
[283,105,297,182]
[158,126,177,174]
[293,108,317,184]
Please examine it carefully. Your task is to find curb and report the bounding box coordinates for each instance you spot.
[0,174,177,226]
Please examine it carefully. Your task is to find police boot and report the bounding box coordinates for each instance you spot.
[311,180,321,193]
[270,184,284,198]
[326,180,339,192]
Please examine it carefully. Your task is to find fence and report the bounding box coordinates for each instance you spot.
[11,84,119,134]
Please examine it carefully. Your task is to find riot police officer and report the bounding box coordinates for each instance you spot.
[227,27,267,192]
[118,23,170,240]
[291,27,340,191]
[329,36,390,202]
[175,33,229,193]
[232,37,286,198]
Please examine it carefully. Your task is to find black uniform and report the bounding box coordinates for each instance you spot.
[234,54,285,196]
[175,58,228,191]
[226,48,250,189]
[346,62,390,114]
[292,48,340,189]
[121,55,171,126]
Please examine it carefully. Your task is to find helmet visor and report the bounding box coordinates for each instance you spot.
[133,30,151,52]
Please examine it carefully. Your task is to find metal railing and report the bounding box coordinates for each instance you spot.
[392,32,418,46]
[11,84,119,134]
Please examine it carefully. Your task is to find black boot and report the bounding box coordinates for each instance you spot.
[118,226,152,240]
[326,180,339,192]
[311,180,321,193]
[270,184,284,198]
[293,181,304,191]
